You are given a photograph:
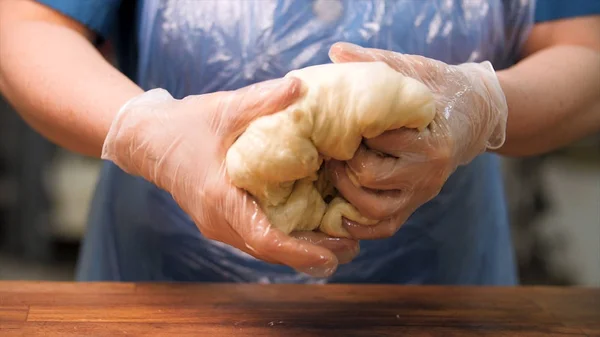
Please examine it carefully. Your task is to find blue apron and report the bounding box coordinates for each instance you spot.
[76,0,534,284]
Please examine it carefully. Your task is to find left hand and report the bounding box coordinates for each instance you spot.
[326,42,509,239]
[102,78,359,277]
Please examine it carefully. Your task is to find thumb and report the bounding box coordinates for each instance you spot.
[224,186,340,277]
[221,77,304,141]
[328,42,377,64]
[329,42,434,81]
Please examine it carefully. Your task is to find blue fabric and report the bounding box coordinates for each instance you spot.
[535,0,600,23]
[36,0,121,39]
[35,0,600,285]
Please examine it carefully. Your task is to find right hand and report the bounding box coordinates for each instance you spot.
[102,78,359,277]
[325,42,508,240]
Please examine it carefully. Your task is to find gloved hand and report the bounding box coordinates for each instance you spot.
[326,42,508,239]
[102,78,359,277]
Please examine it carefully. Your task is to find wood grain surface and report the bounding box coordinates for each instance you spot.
[0,282,598,336]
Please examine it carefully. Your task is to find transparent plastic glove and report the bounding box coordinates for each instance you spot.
[326,42,508,239]
[102,78,359,277]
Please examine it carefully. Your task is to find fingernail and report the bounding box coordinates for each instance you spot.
[329,42,357,63]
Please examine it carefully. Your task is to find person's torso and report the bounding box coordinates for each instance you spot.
[77,0,533,284]
[136,0,532,96]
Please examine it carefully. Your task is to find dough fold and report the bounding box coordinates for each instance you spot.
[225,62,435,237]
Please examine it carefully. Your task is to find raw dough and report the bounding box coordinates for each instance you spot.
[225,62,435,238]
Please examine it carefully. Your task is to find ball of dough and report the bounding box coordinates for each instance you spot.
[225,62,435,237]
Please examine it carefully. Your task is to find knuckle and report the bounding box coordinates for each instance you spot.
[367,207,389,221]
[363,199,396,220]
[349,165,380,190]
[421,171,447,193]
[380,223,399,238]
[390,178,413,192]
[421,187,442,204]
[356,169,377,187]
[429,146,453,166]
[431,173,448,189]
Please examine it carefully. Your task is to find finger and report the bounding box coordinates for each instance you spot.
[183,186,280,264]
[328,42,380,63]
[343,145,430,191]
[327,160,407,220]
[342,217,397,240]
[348,152,450,201]
[204,223,280,264]
[341,198,425,240]
[224,186,339,278]
[221,77,304,141]
[366,115,455,159]
[290,231,360,264]
[365,128,432,157]
[343,145,408,191]
[342,209,413,240]
[329,42,437,81]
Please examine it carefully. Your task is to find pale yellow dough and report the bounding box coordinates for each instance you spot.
[225,62,435,238]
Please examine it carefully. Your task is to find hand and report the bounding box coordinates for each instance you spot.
[102,78,359,277]
[326,42,508,239]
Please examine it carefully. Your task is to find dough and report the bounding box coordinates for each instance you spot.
[225,62,435,237]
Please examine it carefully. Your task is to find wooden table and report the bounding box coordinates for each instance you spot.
[1,282,598,336]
